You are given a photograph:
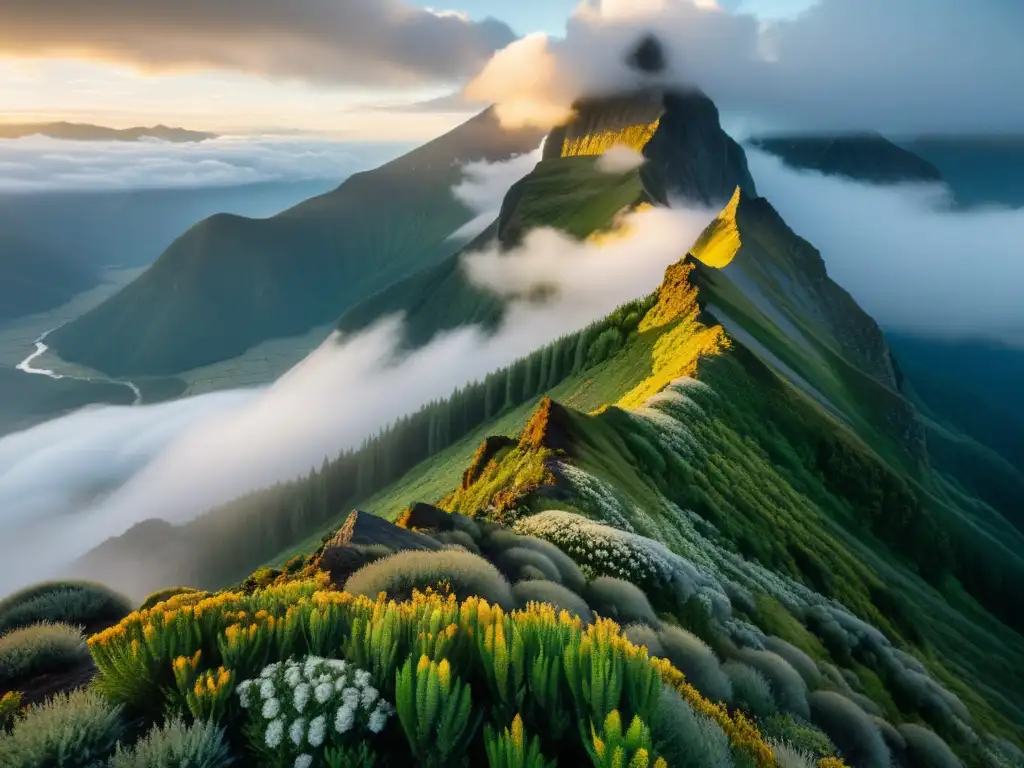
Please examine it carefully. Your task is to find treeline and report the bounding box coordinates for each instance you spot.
[176,296,658,588]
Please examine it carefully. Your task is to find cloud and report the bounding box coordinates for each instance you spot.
[596,144,648,173]
[0,135,407,192]
[0,201,717,596]
[0,0,515,87]
[467,0,1024,134]
[449,141,545,240]
[745,147,1024,344]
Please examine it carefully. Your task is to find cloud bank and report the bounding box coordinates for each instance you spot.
[0,0,514,87]
[746,148,1024,344]
[0,135,407,192]
[449,140,545,240]
[467,0,1024,134]
[0,202,717,595]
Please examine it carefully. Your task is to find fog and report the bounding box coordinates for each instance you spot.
[0,201,716,596]
[0,135,406,192]
[467,0,1024,135]
[746,148,1024,343]
[449,140,545,240]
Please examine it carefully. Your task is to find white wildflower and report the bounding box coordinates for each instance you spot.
[260,662,280,679]
[284,666,303,688]
[293,683,311,713]
[325,659,347,673]
[316,673,333,686]
[335,703,356,734]
[308,715,327,748]
[289,717,306,747]
[314,682,334,705]
[265,718,284,748]
[303,656,323,679]
[368,700,393,734]
[260,680,276,701]
[237,680,253,709]
[262,697,281,720]
[294,755,313,768]
[341,687,360,707]
[360,686,379,710]
[353,669,372,688]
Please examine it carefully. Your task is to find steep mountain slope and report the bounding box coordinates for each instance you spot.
[337,88,756,347]
[750,134,943,185]
[46,110,544,376]
[68,89,1024,765]
[0,233,98,321]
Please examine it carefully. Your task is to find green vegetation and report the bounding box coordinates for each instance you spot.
[0,622,89,689]
[0,580,132,636]
[0,689,124,767]
[0,233,98,322]
[139,586,202,611]
[108,718,232,768]
[48,108,544,376]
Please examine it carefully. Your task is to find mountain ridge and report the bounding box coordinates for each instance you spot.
[0,121,217,142]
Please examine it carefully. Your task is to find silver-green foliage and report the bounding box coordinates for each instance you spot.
[623,624,665,660]
[723,661,777,720]
[769,739,817,768]
[736,648,809,719]
[761,637,822,689]
[0,622,89,688]
[497,548,562,584]
[899,723,963,768]
[0,688,123,767]
[584,576,658,627]
[809,691,890,768]
[109,717,232,768]
[511,580,593,622]
[344,549,515,609]
[651,686,733,768]
[0,581,131,635]
[657,625,732,704]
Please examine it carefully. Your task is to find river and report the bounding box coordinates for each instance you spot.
[16,328,142,405]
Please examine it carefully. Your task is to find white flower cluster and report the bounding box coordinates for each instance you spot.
[237,655,394,766]
[555,464,637,532]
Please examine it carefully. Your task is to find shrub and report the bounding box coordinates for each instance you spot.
[624,624,665,659]
[1,691,21,733]
[502,534,587,593]
[872,717,906,758]
[819,663,855,696]
[848,692,883,717]
[0,688,123,767]
[0,622,89,688]
[514,511,700,607]
[0,580,132,635]
[139,587,201,612]
[808,691,890,768]
[657,625,732,704]
[434,530,481,555]
[762,636,822,689]
[496,547,563,584]
[761,713,837,758]
[237,655,395,766]
[108,717,232,768]
[585,576,660,627]
[899,723,962,768]
[87,579,778,766]
[652,686,733,768]
[736,649,810,719]
[344,549,515,609]
[724,661,778,720]
[512,580,593,622]
[769,739,818,768]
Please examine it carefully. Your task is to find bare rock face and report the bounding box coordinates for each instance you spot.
[627,34,668,75]
[399,502,456,532]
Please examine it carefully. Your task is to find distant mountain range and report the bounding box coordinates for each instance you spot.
[0,121,217,142]
[47,109,544,376]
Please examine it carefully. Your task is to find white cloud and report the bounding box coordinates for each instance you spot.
[0,135,407,192]
[746,147,1024,344]
[596,144,647,173]
[0,201,717,596]
[467,0,1024,134]
[449,140,545,240]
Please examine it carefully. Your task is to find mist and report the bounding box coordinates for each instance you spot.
[0,202,716,596]
[0,135,407,192]
[449,140,545,240]
[467,0,1024,135]
[746,148,1024,344]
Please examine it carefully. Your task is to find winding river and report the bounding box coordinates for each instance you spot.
[16,328,142,405]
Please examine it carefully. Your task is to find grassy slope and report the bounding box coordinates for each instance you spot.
[336,155,646,348]
[47,110,544,377]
